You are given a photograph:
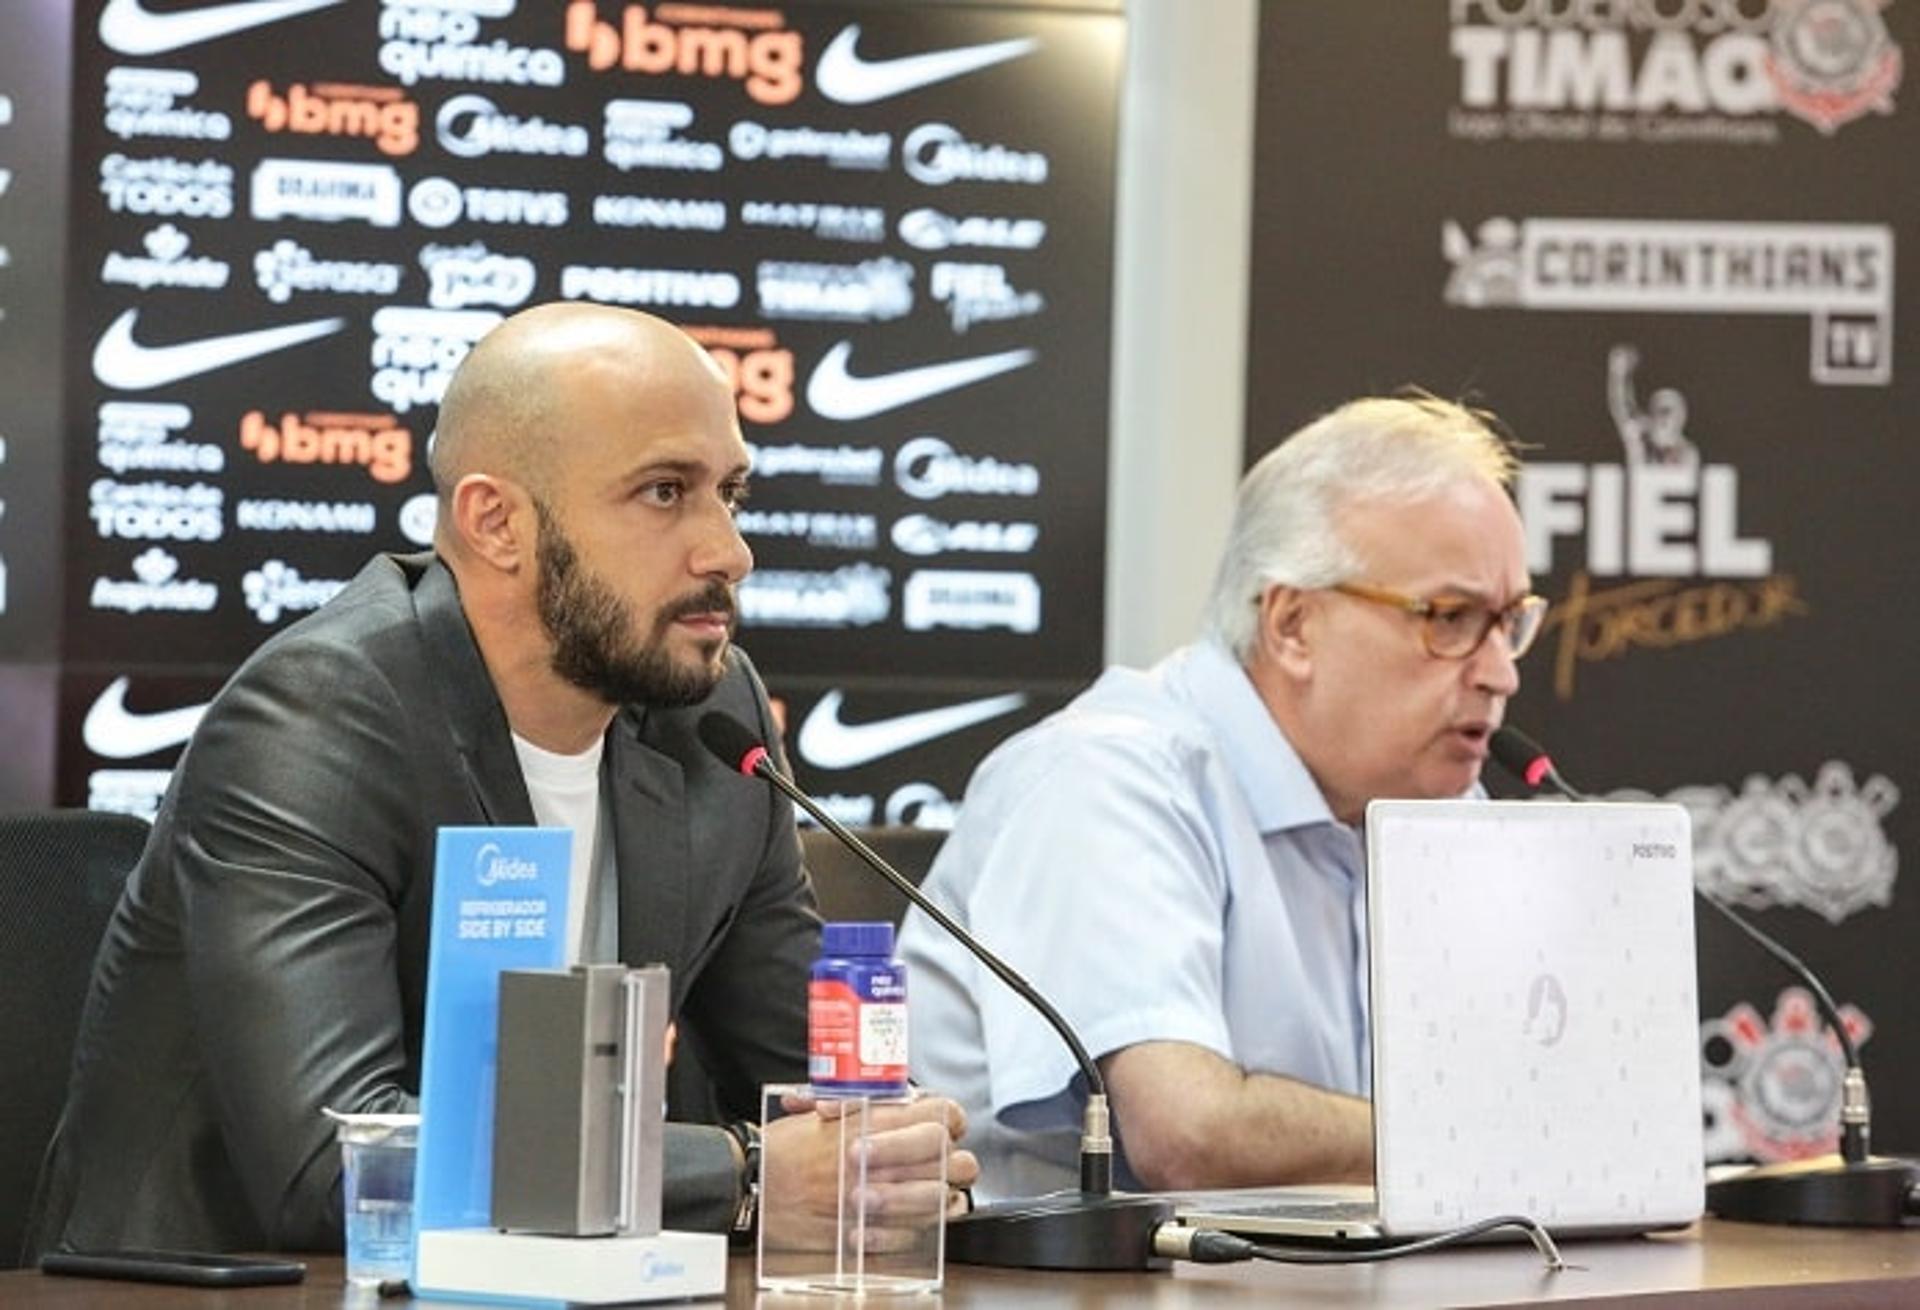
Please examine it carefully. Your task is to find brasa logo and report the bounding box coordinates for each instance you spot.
[563,2,804,106]
[246,81,420,156]
[239,410,413,483]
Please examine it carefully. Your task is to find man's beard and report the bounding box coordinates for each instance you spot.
[534,501,734,708]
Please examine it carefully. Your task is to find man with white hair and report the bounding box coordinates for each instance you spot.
[898,395,1546,1198]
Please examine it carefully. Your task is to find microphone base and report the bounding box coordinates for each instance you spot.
[946,1192,1176,1271]
[1707,1156,1920,1228]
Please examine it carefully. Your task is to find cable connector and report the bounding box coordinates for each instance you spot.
[1151,1224,1256,1263]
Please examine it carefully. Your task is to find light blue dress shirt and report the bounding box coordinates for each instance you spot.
[899,640,1372,1200]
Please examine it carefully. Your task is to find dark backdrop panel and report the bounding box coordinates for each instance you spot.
[1250,2,1918,1158]
[41,0,1122,822]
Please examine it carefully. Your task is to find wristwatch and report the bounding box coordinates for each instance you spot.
[726,1120,762,1236]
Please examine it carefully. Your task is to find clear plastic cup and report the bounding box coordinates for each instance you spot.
[326,1109,420,1289]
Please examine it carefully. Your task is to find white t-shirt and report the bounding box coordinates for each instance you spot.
[512,730,617,964]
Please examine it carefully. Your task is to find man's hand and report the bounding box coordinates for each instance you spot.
[759,1091,979,1253]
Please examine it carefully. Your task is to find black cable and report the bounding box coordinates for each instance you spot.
[1164,1215,1569,1270]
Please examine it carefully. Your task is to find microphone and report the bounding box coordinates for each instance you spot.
[698,713,1177,1270]
[1489,725,1920,1228]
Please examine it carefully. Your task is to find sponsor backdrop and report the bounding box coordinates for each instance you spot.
[1249,3,1916,1162]
[41,1,1122,828]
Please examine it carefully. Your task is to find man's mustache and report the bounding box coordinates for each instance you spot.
[658,581,737,626]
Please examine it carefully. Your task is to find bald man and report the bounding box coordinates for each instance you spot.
[29,305,973,1259]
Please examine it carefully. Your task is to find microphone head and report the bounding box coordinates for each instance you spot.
[1489,725,1553,791]
[698,712,769,778]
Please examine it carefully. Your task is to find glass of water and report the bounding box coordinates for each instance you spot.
[327,1109,420,1289]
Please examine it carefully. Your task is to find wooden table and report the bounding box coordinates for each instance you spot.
[9,1221,1920,1308]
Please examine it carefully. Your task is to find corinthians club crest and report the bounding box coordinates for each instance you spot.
[1766,0,1904,134]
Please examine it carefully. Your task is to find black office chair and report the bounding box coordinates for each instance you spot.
[800,824,947,926]
[0,809,152,1269]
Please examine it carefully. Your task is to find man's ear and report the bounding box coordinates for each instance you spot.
[448,473,532,573]
[1254,583,1316,679]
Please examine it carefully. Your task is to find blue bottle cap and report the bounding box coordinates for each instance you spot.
[821,921,895,957]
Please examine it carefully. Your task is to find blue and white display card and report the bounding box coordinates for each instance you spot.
[415,826,571,1234]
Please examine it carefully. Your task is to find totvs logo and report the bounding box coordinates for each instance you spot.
[564,3,804,105]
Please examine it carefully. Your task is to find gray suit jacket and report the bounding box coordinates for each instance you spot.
[29,553,818,1255]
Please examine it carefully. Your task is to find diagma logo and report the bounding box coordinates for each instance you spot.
[816,24,1038,105]
[737,509,876,551]
[436,92,588,158]
[564,2,804,105]
[240,409,413,483]
[1448,0,1902,145]
[742,199,883,243]
[1520,345,1801,699]
[242,559,347,623]
[100,0,344,56]
[246,81,420,155]
[1443,216,1895,385]
[379,0,565,89]
[101,222,231,291]
[100,152,232,218]
[807,342,1036,421]
[254,239,402,304]
[683,325,793,424]
[90,546,218,615]
[93,308,343,391]
[797,689,1027,770]
[252,157,402,227]
[104,66,231,142]
[83,675,210,758]
[758,258,912,324]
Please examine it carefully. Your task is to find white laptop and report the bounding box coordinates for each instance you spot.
[1174,799,1705,1242]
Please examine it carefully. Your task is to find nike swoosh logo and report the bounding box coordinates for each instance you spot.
[797,689,1026,770]
[816,24,1040,105]
[807,341,1036,421]
[93,308,344,391]
[83,677,209,760]
[99,0,345,56]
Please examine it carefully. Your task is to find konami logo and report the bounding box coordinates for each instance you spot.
[245,81,420,156]
[239,410,413,483]
[563,2,804,106]
[681,324,793,424]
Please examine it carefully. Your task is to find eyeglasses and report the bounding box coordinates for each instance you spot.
[1330,582,1548,660]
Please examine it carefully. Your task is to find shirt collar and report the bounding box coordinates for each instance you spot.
[1168,641,1340,836]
